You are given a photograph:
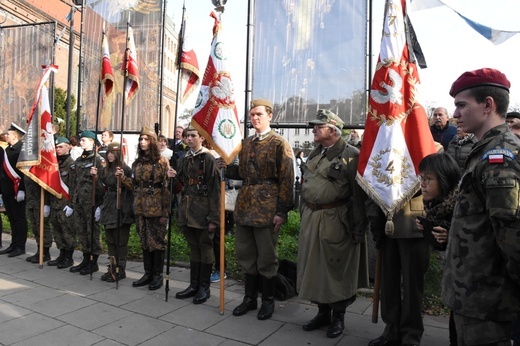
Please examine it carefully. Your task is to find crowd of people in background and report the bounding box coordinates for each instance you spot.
[0,68,519,345]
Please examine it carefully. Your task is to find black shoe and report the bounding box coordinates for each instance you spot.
[0,245,13,255]
[257,299,275,320]
[48,250,65,266]
[132,274,153,287]
[193,287,210,304]
[79,261,99,275]
[369,336,401,346]
[148,275,163,290]
[26,252,51,263]
[233,297,258,316]
[106,270,126,283]
[100,266,113,281]
[326,313,344,338]
[57,257,74,269]
[8,248,25,257]
[302,311,332,331]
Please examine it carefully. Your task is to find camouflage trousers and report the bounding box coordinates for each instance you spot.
[453,312,512,345]
[74,203,102,255]
[49,208,76,251]
[135,215,166,251]
[27,206,53,248]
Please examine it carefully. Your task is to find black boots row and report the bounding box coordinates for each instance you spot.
[25,248,74,269]
[175,261,213,304]
[132,250,164,291]
[232,274,276,320]
[69,252,99,275]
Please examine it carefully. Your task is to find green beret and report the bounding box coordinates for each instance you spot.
[107,142,121,151]
[140,126,157,140]
[55,137,70,145]
[80,130,96,140]
[309,109,345,130]
[250,99,273,110]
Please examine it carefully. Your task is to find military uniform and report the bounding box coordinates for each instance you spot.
[68,149,105,274]
[298,138,368,304]
[48,152,76,268]
[174,147,220,304]
[24,177,53,262]
[226,128,294,319]
[442,124,520,343]
[0,140,27,255]
[98,161,134,281]
[446,133,478,173]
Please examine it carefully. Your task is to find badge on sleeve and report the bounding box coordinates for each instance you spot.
[482,149,514,164]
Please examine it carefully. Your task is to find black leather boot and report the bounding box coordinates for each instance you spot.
[302,303,332,331]
[57,250,74,269]
[133,250,153,287]
[70,252,89,273]
[326,311,345,338]
[26,246,50,263]
[106,265,126,282]
[80,254,99,275]
[149,251,164,291]
[48,249,65,266]
[233,274,258,316]
[257,276,275,320]
[176,262,200,299]
[193,263,212,304]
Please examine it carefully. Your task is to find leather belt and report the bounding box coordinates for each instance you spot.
[304,199,349,211]
[243,178,278,186]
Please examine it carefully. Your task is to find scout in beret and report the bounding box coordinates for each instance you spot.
[55,137,70,145]
[444,67,520,345]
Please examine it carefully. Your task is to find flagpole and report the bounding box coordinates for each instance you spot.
[38,187,45,269]
[165,0,186,302]
[244,0,255,135]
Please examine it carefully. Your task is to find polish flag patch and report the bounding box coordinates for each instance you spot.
[488,154,504,164]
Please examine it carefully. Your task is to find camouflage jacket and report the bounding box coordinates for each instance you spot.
[99,164,135,226]
[25,176,44,209]
[50,154,74,209]
[442,123,520,321]
[125,156,170,218]
[227,130,294,227]
[68,150,105,208]
[174,147,220,229]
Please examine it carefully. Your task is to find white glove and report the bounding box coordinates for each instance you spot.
[94,207,101,222]
[63,206,73,218]
[44,205,51,218]
[16,190,25,202]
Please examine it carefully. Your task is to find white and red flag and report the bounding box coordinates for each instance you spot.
[190,12,242,164]
[122,25,140,103]
[101,32,114,98]
[17,65,70,200]
[176,15,200,104]
[356,0,436,234]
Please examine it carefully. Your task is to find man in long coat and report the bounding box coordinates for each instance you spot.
[297,110,368,338]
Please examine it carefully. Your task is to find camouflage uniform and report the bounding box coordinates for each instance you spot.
[25,176,52,248]
[227,130,294,278]
[173,147,220,303]
[442,124,520,344]
[68,150,105,256]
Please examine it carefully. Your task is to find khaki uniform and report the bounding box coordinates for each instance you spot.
[49,154,75,251]
[69,150,105,255]
[297,138,368,304]
[443,124,520,343]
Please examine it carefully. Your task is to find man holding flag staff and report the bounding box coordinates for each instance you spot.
[0,123,28,257]
[219,99,294,321]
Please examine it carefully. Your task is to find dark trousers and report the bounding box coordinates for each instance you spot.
[182,226,214,264]
[3,195,27,250]
[380,237,430,345]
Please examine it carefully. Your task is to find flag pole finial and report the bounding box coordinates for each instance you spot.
[211,0,227,13]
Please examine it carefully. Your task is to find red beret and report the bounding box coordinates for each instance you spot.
[449,68,510,97]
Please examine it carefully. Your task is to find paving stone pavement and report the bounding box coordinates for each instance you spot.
[0,234,449,345]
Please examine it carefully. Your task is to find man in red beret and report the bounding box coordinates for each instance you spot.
[443,68,520,345]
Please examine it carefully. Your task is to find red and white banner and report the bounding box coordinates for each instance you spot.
[17,66,70,200]
[356,0,436,232]
[101,32,114,98]
[122,25,140,103]
[190,12,242,164]
[177,15,200,104]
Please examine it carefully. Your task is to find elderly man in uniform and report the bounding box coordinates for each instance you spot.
[444,68,520,345]
[297,110,368,338]
[0,123,28,257]
[47,137,76,268]
[221,99,294,321]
